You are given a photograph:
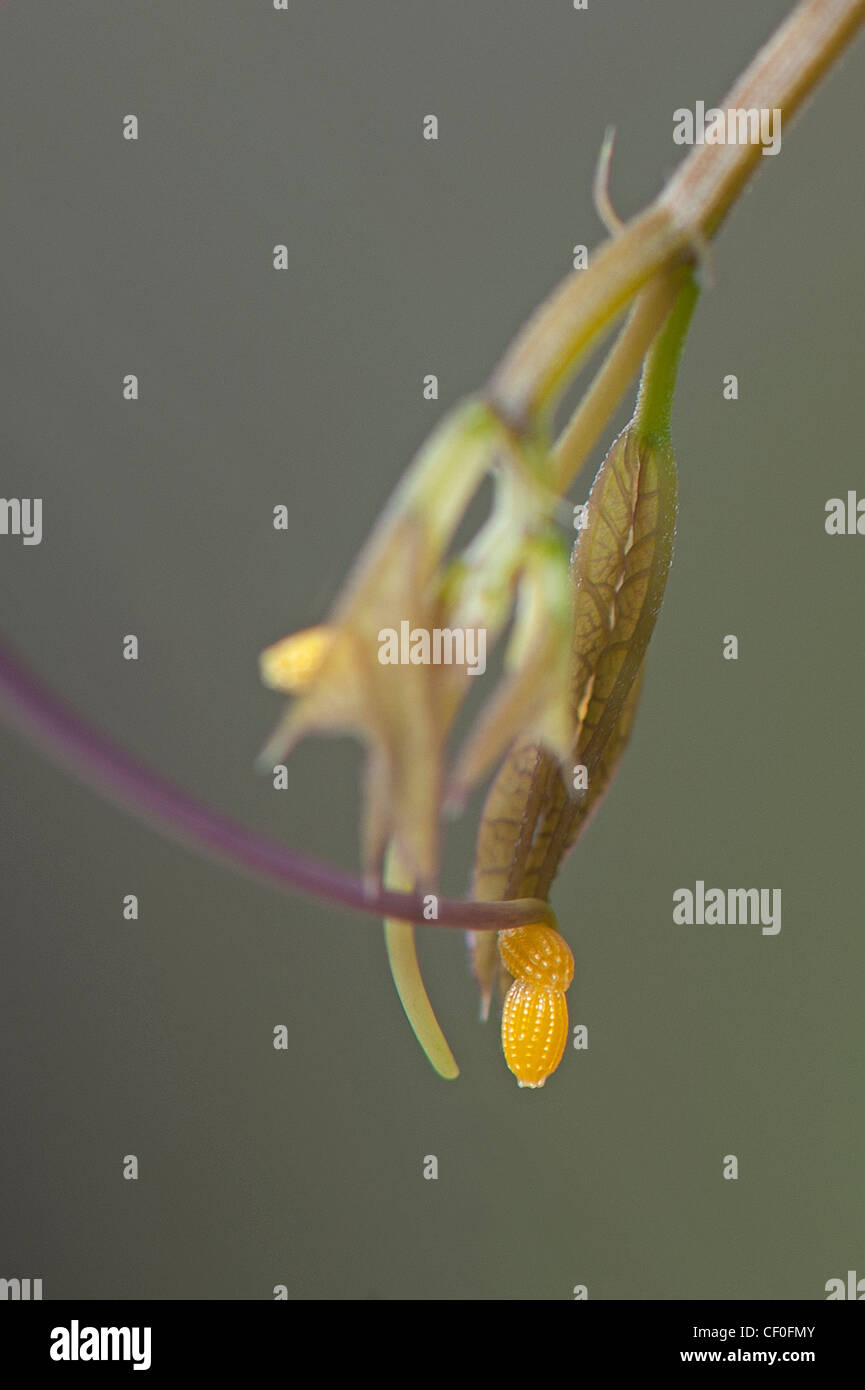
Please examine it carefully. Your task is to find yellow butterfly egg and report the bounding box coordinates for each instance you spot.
[501,979,569,1089]
[498,923,574,991]
[498,924,574,1087]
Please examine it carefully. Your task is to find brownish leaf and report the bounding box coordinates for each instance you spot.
[469,423,677,1005]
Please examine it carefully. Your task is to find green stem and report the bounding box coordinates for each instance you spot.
[632,275,700,445]
[552,268,686,491]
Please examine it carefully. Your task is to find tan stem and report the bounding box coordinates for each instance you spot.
[488,0,865,428]
[660,0,865,238]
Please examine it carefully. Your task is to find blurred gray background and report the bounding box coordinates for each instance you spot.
[1,0,863,1300]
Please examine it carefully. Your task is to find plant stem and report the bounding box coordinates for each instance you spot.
[488,0,865,428]
[660,0,865,238]
[632,275,701,446]
[383,843,460,1079]
[488,203,690,429]
[0,638,555,934]
[552,268,686,491]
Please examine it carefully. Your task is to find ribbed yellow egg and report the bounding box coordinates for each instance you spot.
[499,924,574,991]
[499,924,574,1088]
